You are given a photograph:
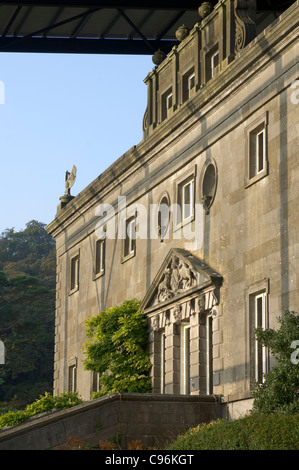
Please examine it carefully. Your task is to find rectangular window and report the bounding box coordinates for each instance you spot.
[211,50,219,78]
[183,69,195,102]
[70,254,79,291]
[92,372,100,393]
[124,217,136,259]
[206,314,213,395]
[180,323,190,395]
[95,239,105,276]
[254,292,269,384]
[180,178,194,221]
[166,92,173,110]
[162,88,172,121]
[68,364,77,392]
[250,127,266,178]
[160,331,166,394]
[188,73,195,96]
[245,113,268,187]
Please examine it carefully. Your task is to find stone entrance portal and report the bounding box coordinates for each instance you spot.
[141,249,223,396]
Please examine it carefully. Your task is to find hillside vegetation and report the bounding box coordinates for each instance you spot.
[0,221,56,410]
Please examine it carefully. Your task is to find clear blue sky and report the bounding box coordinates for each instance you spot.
[0,52,153,234]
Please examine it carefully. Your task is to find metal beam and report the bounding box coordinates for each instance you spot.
[0,36,177,54]
[0,1,200,10]
[1,8,101,49]
[2,5,22,37]
[117,8,155,52]
[0,1,292,10]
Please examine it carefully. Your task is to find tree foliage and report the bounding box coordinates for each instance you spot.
[0,221,55,409]
[83,299,152,397]
[0,220,55,289]
[252,310,299,414]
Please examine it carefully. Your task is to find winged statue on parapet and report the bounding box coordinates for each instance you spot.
[64,165,77,196]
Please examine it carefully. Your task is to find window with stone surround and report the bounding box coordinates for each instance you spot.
[178,177,195,223]
[68,358,77,392]
[206,313,213,395]
[206,46,219,81]
[250,126,266,177]
[92,372,100,393]
[182,68,195,102]
[174,167,196,231]
[70,253,79,293]
[95,239,105,277]
[160,330,166,394]
[123,216,136,260]
[161,88,172,121]
[252,292,269,384]
[245,112,269,187]
[248,279,270,388]
[180,322,191,395]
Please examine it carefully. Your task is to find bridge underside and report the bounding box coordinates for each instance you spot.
[0,1,294,54]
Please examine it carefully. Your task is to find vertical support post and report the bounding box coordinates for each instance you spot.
[164,322,180,394]
[194,24,201,91]
[172,47,178,111]
[226,0,236,62]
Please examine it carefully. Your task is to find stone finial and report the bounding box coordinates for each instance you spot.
[175,24,190,42]
[198,2,214,20]
[152,49,166,66]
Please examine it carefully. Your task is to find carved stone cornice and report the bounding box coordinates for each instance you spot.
[149,287,220,332]
[234,0,257,52]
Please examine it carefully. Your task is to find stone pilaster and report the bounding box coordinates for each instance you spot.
[164,322,180,394]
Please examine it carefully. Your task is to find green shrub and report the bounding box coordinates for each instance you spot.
[83,299,152,397]
[0,409,30,428]
[0,391,83,429]
[166,413,299,450]
[252,310,299,414]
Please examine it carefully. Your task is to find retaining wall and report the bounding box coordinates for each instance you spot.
[0,393,221,450]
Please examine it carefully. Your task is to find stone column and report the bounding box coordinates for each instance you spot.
[171,47,179,111]
[190,311,207,395]
[148,326,162,394]
[150,69,158,130]
[218,2,226,62]
[164,322,180,394]
[226,0,236,62]
[193,24,202,90]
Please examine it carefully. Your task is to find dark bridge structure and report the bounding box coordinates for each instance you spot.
[0,1,294,55]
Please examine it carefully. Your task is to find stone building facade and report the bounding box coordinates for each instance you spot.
[46,0,299,417]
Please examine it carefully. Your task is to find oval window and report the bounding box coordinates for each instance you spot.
[201,161,217,213]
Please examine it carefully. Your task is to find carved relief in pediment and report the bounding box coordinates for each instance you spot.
[141,249,222,322]
[155,255,198,304]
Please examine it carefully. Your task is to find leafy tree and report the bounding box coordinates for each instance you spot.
[0,271,55,407]
[252,310,299,414]
[0,220,55,289]
[83,299,151,397]
[0,221,56,409]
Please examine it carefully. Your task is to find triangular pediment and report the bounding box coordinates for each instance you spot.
[141,248,222,313]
